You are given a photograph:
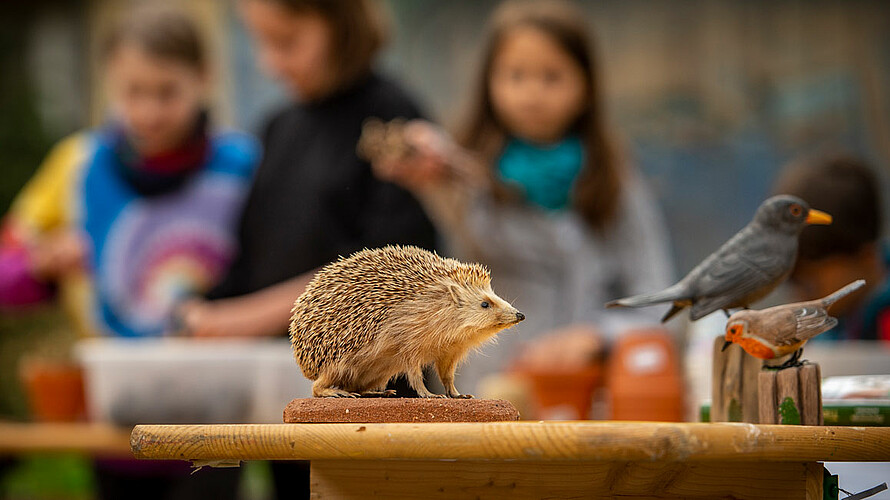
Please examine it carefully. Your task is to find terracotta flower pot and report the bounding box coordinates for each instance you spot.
[518,365,603,420]
[20,359,86,422]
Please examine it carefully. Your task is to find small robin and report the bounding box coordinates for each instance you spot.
[722,279,866,367]
[606,195,832,322]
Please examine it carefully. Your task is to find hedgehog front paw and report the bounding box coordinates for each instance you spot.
[418,392,447,399]
[330,390,360,398]
[359,389,397,398]
[314,387,361,398]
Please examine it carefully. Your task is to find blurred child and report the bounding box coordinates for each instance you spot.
[0,8,258,338]
[774,155,889,342]
[370,0,674,391]
[181,0,436,339]
[0,6,257,499]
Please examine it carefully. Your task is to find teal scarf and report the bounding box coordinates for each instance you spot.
[497,136,584,211]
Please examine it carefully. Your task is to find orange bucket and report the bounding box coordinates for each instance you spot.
[20,359,86,422]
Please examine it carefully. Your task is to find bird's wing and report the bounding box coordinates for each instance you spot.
[688,251,778,319]
[695,240,786,297]
[687,227,796,321]
[779,306,837,344]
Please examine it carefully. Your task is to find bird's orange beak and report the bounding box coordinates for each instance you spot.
[805,209,832,225]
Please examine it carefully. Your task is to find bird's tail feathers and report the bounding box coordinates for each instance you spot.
[820,279,866,308]
[606,283,687,309]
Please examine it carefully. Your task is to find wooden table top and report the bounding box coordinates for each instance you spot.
[130,421,890,462]
[0,422,133,457]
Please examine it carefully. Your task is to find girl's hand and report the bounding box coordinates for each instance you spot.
[513,324,604,372]
[361,119,451,192]
[29,229,88,279]
[177,298,269,338]
[176,274,309,338]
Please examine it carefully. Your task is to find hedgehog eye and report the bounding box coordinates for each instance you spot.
[481,301,490,309]
[789,204,803,217]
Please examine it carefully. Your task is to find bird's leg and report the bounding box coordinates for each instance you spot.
[407,368,445,398]
[790,347,804,366]
[774,348,804,370]
[436,355,473,399]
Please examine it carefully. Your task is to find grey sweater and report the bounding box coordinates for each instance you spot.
[443,177,675,392]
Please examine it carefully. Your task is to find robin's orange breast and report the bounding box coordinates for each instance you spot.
[735,337,777,359]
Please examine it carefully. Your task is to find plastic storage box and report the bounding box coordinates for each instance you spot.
[75,338,311,425]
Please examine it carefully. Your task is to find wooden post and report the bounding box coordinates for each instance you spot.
[757,363,823,425]
[711,336,764,422]
[799,364,824,426]
[722,342,744,421]
[776,369,801,425]
[758,371,777,424]
[711,337,727,422]
[742,352,763,422]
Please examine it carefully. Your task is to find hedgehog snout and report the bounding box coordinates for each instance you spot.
[515,311,525,322]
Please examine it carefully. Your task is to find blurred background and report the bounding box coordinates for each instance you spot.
[1,0,888,498]
[4,0,889,269]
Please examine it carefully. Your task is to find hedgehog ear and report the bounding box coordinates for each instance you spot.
[447,283,463,307]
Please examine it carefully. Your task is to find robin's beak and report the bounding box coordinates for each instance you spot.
[721,340,732,351]
[805,209,832,225]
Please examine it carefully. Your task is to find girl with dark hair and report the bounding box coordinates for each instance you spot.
[0,6,258,340]
[370,0,674,391]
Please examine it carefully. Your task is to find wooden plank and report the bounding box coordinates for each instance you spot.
[799,364,822,426]
[758,370,778,424]
[711,336,727,422]
[777,368,801,424]
[129,422,890,462]
[0,423,132,457]
[310,459,817,499]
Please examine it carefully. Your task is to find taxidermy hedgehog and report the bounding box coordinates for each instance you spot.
[289,245,525,398]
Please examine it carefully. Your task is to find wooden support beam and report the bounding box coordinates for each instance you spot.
[310,459,824,499]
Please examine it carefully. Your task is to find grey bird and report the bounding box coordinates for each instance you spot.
[605,195,832,322]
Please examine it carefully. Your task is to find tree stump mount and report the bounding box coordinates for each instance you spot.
[712,336,823,425]
[758,363,824,425]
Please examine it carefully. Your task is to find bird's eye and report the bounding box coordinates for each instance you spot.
[789,204,803,217]
[481,301,490,309]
